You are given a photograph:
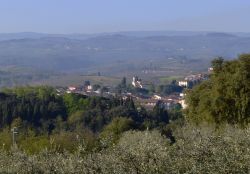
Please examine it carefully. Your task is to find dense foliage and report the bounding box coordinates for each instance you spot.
[0,86,173,153]
[0,87,66,129]
[156,80,183,95]
[186,54,250,125]
[1,125,250,174]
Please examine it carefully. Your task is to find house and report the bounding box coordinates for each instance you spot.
[178,93,187,109]
[86,85,93,92]
[208,67,213,73]
[136,93,181,110]
[178,81,188,87]
[178,73,209,88]
[153,94,162,100]
[94,88,101,94]
[68,86,76,91]
[67,86,77,93]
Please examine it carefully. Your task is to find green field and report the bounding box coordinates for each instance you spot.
[33,74,121,87]
[159,75,183,84]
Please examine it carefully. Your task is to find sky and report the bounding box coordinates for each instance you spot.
[0,0,250,34]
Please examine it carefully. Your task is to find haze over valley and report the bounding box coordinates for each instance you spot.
[0,31,250,87]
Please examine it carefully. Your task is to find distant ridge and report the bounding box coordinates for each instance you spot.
[205,32,237,38]
[0,31,250,41]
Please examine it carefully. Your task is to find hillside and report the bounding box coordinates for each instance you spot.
[0,32,250,74]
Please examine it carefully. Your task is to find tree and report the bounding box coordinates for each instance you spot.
[148,84,155,94]
[186,54,250,125]
[211,57,224,74]
[152,101,169,125]
[121,77,127,89]
[92,84,101,91]
[100,117,134,147]
[84,81,90,86]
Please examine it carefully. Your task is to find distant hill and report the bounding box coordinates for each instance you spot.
[205,32,237,38]
[0,31,249,77]
[0,31,250,41]
[0,32,95,41]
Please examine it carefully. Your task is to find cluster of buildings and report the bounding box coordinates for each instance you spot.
[62,81,117,99]
[134,93,187,110]
[177,72,210,108]
[66,83,93,94]
[62,81,104,96]
[121,76,190,110]
[130,76,187,110]
[133,72,209,110]
[178,73,209,88]
[58,72,211,111]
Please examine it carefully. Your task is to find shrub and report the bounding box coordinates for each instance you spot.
[1,125,250,173]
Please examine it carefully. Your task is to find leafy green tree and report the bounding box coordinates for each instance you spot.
[211,57,224,74]
[186,54,250,125]
[121,77,127,89]
[152,100,169,125]
[100,117,134,147]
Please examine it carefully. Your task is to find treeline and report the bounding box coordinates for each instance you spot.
[155,80,183,95]
[0,86,178,153]
[186,54,250,125]
[0,87,66,129]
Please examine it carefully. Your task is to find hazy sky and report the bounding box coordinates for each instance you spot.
[0,0,250,34]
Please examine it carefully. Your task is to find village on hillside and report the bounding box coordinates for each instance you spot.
[56,68,213,111]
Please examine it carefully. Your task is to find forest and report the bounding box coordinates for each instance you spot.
[0,54,250,173]
[0,86,174,153]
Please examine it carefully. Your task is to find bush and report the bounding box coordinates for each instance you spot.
[2,125,250,173]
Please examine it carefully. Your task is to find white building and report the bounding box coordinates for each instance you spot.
[132,76,143,88]
[208,67,214,73]
[178,81,188,87]
[153,95,162,100]
[179,99,187,109]
[68,86,76,91]
[86,85,93,92]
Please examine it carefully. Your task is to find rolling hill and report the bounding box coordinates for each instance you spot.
[0,31,250,87]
